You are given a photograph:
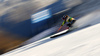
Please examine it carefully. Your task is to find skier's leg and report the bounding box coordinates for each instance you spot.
[67,23,71,27]
[71,20,76,25]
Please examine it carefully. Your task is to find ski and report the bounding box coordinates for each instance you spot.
[50,28,69,38]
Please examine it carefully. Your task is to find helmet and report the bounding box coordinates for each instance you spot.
[62,15,66,20]
[62,15,68,20]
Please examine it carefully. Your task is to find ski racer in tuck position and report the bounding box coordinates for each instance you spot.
[58,15,76,31]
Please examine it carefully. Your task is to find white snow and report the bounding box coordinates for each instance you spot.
[1,22,100,56]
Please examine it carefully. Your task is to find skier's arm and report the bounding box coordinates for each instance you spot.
[61,20,66,26]
[58,21,66,32]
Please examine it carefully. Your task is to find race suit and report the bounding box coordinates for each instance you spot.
[61,16,75,27]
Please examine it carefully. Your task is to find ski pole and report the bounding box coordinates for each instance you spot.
[57,26,62,32]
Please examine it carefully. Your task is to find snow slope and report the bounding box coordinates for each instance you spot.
[1,22,100,56]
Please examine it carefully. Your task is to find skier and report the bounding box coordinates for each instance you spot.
[61,15,76,27]
[58,15,76,31]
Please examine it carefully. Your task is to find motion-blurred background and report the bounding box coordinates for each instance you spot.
[0,0,100,54]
